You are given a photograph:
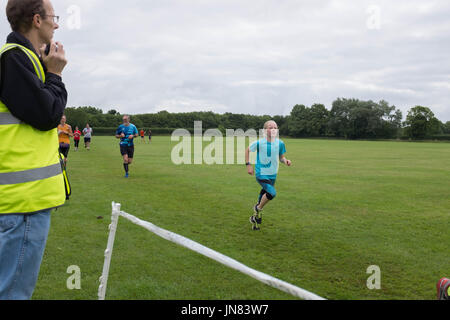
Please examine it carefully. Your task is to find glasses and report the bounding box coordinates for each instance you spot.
[32,11,59,23]
[45,15,60,23]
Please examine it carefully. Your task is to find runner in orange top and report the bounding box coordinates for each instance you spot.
[140,129,145,143]
[57,115,73,165]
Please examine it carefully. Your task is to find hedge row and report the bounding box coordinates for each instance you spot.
[89,127,450,141]
[90,127,202,136]
[399,134,450,141]
[430,134,450,141]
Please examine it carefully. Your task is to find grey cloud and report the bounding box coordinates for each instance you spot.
[1,0,449,121]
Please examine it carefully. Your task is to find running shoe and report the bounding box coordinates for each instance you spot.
[249,215,260,230]
[253,204,263,225]
[437,277,450,300]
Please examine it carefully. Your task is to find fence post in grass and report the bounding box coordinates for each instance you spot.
[98,202,121,300]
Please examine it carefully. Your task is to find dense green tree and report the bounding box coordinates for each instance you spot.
[77,106,103,115]
[444,121,450,134]
[404,106,440,139]
[287,104,310,137]
[328,98,401,139]
[376,100,402,138]
[308,104,329,136]
[328,98,353,138]
[64,107,89,129]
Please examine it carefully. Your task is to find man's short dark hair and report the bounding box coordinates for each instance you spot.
[6,0,46,33]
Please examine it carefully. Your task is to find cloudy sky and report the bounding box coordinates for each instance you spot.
[2,0,449,121]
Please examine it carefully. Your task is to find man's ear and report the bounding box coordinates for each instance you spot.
[32,14,42,28]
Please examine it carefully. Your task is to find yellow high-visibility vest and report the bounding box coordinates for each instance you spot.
[0,43,65,214]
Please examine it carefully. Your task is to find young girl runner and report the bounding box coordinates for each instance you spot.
[245,120,292,230]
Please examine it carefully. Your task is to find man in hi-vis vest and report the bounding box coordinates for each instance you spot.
[0,0,68,300]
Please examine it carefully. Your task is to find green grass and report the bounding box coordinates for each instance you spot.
[33,136,450,300]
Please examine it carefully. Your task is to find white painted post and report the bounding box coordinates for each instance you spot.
[98,202,121,300]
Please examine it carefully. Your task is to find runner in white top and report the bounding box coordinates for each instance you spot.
[83,123,93,150]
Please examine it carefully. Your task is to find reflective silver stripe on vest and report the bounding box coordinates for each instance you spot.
[0,44,45,82]
[0,44,18,55]
[20,48,45,82]
[0,163,62,185]
[0,112,21,125]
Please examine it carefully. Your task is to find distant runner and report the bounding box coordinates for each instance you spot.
[83,123,93,150]
[57,115,73,165]
[73,126,81,151]
[115,115,138,178]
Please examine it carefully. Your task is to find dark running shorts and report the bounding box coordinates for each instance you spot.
[257,178,277,199]
[84,137,91,143]
[59,143,70,158]
[120,145,134,158]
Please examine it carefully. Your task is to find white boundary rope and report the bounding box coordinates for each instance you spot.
[98,202,326,300]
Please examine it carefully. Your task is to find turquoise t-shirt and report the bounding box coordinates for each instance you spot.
[249,138,286,180]
[116,124,138,146]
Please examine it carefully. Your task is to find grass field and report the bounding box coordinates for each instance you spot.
[33,136,449,300]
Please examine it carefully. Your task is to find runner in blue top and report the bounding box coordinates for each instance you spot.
[115,115,138,178]
[245,120,292,230]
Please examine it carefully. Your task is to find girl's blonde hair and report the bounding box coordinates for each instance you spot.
[263,120,278,129]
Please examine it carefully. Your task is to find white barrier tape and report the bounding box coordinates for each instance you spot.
[98,202,121,300]
[118,209,326,300]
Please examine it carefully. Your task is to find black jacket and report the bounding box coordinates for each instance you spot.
[0,32,67,131]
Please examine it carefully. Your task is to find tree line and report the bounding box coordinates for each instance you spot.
[64,98,450,140]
